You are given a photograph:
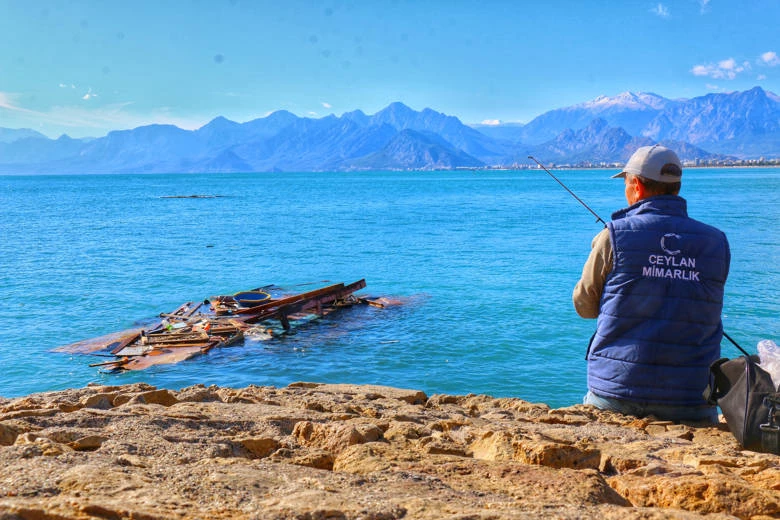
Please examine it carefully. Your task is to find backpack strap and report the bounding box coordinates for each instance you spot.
[704,357,732,404]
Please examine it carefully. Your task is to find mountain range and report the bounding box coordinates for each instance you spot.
[0,87,777,174]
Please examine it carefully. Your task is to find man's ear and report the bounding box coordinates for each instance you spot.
[627,176,647,204]
[633,177,646,200]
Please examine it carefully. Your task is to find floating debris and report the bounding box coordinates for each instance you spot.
[160,194,224,199]
[56,279,385,371]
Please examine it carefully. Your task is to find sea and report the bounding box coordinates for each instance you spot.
[1,168,778,407]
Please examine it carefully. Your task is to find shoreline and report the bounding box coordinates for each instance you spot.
[476,164,780,171]
[1,381,777,519]
[2,164,779,177]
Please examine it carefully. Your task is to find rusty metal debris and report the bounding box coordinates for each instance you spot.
[57,279,383,371]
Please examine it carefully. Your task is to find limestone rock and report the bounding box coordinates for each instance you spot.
[0,382,777,519]
[238,436,280,458]
[0,422,21,446]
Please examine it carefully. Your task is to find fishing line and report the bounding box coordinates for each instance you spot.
[722,331,752,357]
[527,155,607,228]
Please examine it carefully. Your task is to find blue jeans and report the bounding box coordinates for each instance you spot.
[583,391,718,424]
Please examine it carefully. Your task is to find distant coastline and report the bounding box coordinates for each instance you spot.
[2,164,779,176]
[473,159,780,171]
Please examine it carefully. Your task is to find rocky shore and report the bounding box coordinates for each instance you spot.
[0,382,777,519]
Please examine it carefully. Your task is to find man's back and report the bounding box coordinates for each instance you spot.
[587,195,731,406]
[574,145,731,422]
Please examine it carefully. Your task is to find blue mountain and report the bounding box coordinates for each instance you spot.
[228,116,398,171]
[479,87,778,159]
[240,110,300,141]
[0,87,775,174]
[0,127,49,143]
[348,128,483,170]
[184,149,254,173]
[522,119,725,166]
[0,134,86,167]
[476,92,676,145]
[369,102,509,163]
[71,124,197,173]
[529,118,652,164]
[641,87,780,155]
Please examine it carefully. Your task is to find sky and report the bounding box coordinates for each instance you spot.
[0,0,778,139]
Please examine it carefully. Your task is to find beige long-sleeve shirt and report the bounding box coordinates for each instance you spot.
[573,228,613,319]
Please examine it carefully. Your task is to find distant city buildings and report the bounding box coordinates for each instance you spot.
[683,157,780,167]
[495,157,780,170]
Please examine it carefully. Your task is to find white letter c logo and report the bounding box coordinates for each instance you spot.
[661,233,682,256]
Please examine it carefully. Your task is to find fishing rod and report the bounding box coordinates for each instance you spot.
[527,155,607,228]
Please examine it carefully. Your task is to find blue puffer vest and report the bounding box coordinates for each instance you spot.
[587,195,730,406]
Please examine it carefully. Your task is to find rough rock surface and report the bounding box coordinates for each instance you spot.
[0,382,777,519]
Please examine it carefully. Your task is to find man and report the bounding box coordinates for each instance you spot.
[573,145,730,423]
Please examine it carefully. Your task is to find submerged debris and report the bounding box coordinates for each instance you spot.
[159,194,224,199]
[57,279,386,371]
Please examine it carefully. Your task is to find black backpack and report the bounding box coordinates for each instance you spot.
[706,355,780,453]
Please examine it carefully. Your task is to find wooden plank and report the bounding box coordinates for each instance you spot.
[119,341,211,351]
[112,345,152,357]
[54,328,143,355]
[89,358,130,368]
[117,346,205,371]
[358,297,385,308]
[159,302,194,319]
[144,333,209,344]
[280,279,367,316]
[242,279,366,325]
[159,301,204,320]
[234,283,345,315]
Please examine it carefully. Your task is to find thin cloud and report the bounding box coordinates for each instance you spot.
[691,57,750,79]
[0,91,18,110]
[48,103,208,133]
[651,3,670,17]
[698,0,710,14]
[321,102,332,109]
[0,91,37,114]
[82,88,98,100]
[481,119,501,126]
[0,94,207,137]
[759,51,780,66]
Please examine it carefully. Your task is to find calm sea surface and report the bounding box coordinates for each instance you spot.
[1,168,778,407]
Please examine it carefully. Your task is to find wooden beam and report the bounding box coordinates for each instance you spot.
[234,282,345,315]
[241,280,366,325]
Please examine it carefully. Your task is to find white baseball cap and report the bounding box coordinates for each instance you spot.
[612,145,682,183]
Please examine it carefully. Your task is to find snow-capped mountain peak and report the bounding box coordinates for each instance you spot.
[579,91,672,111]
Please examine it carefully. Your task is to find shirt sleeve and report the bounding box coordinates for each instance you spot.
[572,228,613,319]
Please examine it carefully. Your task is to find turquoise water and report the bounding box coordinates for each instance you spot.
[1,168,778,407]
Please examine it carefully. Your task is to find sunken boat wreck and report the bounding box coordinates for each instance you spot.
[57,279,384,371]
